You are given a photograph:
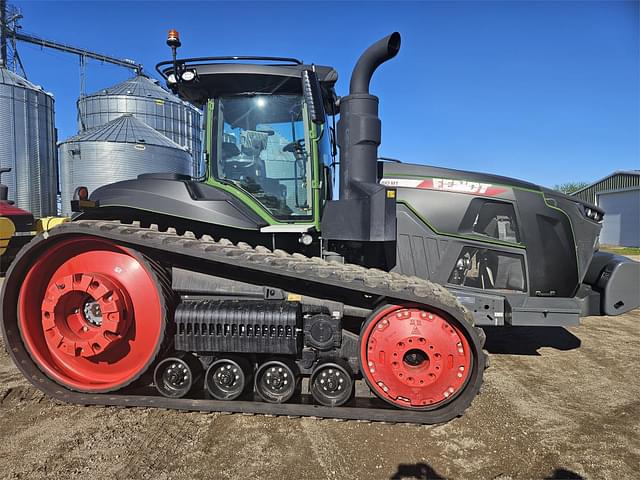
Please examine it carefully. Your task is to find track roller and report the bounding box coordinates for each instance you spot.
[154,353,202,398]
[310,361,354,407]
[254,360,298,404]
[205,357,252,400]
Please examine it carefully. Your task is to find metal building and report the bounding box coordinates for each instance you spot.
[77,75,202,175]
[573,171,640,247]
[58,114,192,216]
[0,67,57,218]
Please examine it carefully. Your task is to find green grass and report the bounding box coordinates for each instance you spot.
[600,245,640,256]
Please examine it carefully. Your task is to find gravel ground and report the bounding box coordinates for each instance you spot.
[1,296,638,479]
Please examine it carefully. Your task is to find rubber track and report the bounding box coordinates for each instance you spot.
[1,220,487,425]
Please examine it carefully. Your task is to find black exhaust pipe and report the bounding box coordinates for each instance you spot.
[349,32,401,95]
[321,33,400,245]
[339,32,401,200]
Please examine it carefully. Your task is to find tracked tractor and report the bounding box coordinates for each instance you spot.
[0,168,67,273]
[2,32,638,424]
[0,168,35,273]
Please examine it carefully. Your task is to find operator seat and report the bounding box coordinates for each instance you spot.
[222,139,288,210]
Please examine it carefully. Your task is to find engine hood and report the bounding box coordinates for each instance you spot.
[380,161,601,212]
[380,162,542,193]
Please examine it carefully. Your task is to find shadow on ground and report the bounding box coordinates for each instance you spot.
[390,463,445,479]
[387,464,586,480]
[544,468,585,479]
[483,326,581,355]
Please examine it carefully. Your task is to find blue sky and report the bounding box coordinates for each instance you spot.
[8,0,639,187]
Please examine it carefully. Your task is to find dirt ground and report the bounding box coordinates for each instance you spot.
[1,297,638,479]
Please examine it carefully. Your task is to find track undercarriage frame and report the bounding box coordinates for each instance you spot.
[1,220,487,424]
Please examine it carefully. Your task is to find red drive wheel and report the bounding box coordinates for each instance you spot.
[17,237,168,393]
[360,305,473,410]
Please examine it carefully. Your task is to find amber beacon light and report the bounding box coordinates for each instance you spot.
[167,29,181,48]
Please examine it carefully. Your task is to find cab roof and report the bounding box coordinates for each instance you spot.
[156,57,338,108]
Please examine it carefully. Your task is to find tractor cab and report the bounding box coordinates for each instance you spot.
[156,51,339,228]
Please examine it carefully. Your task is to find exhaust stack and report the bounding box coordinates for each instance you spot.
[340,32,400,200]
[322,33,401,243]
[350,32,401,95]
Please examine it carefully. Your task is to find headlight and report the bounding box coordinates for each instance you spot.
[167,73,177,84]
[582,205,603,223]
[298,233,313,246]
[181,70,196,82]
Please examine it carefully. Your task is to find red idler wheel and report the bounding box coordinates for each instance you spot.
[360,305,472,409]
[18,237,167,393]
[40,272,130,358]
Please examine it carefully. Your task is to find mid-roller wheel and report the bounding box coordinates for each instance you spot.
[154,353,202,398]
[205,357,252,400]
[310,361,354,407]
[254,360,298,404]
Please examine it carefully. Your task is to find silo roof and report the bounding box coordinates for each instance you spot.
[0,67,49,93]
[85,74,184,103]
[62,114,188,150]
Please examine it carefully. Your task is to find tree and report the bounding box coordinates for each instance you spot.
[553,182,589,194]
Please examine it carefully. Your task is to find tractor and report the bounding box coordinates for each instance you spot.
[1,31,637,424]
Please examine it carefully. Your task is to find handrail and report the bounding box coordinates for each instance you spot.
[155,56,303,79]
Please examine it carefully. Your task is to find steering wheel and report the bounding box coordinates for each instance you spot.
[283,139,306,157]
[227,157,255,168]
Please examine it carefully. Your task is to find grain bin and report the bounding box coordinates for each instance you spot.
[58,114,192,215]
[77,74,202,175]
[0,67,57,218]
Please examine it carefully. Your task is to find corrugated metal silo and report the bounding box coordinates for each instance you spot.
[0,67,57,218]
[59,114,192,216]
[77,75,202,175]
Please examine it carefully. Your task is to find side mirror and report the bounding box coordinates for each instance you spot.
[302,69,326,125]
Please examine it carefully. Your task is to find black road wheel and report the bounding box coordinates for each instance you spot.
[154,354,202,398]
[254,360,298,404]
[205,357,252,400]
[310,361,354,407]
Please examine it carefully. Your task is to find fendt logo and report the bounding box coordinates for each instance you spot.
[381,177,508,197]
[432,178,493,194]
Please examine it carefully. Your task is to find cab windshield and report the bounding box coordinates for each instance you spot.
[211,94,311,221]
